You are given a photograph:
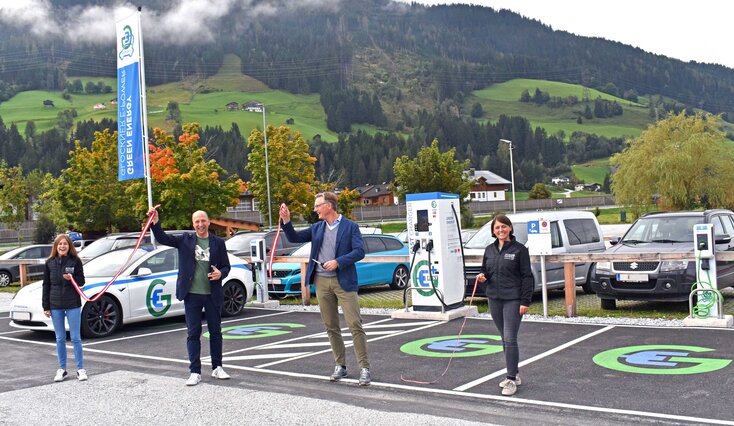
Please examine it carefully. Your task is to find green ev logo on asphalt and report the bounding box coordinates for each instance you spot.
[593,345,731,375]
[411,259,439,297]
[206,323,306,340]
[400,335,503,358]
[146,279,171,317]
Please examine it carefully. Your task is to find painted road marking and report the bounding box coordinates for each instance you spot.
[454,325,615,391]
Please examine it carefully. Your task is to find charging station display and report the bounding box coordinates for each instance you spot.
[406,192,464,312]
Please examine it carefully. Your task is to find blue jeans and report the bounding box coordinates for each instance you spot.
[184,293,223,374]
[488,299,522,378]
[50,307,83,370]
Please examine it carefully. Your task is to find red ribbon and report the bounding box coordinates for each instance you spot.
[69,205,160,303]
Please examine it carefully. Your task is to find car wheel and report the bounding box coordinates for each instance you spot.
[222,281,247,317]
[81,295,121,338]
[600,298,617,310]
[0,270,12,287]
[581,268,595,294]
[389,265,409,290]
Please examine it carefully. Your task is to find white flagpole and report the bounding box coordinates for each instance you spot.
[136,7,153,212]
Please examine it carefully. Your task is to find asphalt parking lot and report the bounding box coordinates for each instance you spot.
[2,306,733,425]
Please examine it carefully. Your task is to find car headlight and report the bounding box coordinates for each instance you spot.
[595,261,611,273]
[660,260,689,272]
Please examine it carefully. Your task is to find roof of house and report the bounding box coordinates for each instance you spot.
[465,169,511,185]
[355,184,393,197]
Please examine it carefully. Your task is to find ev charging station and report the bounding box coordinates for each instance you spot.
[683,224,732,327]
[249,238,279,308]
[392,192,477,320]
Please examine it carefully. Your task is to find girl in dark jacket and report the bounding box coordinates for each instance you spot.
[42,234,86,382]
[476,214,533,396]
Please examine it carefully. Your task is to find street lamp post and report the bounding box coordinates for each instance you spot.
[500,139,516,214]
[262,103,273,230]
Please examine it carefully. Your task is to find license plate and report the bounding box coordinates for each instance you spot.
[11,311,31,321]
[269,278,281,284]
[617,273,649,282]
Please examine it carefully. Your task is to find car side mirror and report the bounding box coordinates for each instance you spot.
[609,237,621,246]
[136,267,153,277]
[714,234,731,245]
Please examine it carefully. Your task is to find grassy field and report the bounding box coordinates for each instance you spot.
[468,79,649,140]
[572,158,611,184]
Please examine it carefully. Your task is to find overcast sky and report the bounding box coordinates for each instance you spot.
[395,0,733,69]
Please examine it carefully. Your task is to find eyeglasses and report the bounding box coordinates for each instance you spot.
[313,202,326,210]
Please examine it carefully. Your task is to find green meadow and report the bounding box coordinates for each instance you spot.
[572,158,612,184]
[468,78,649,140]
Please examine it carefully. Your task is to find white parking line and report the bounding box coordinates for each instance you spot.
[453,325,616,391]
[84,310,291,346]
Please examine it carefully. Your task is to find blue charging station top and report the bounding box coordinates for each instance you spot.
[406,192,459,201]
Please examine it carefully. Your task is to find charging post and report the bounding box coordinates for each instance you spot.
[392,192,477,321]
[249,238,279,308]
[683,224,732,327]
[527,218,551,318]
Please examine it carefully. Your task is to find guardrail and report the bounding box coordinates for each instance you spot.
[261,251,734,316]
[0,259,45,286]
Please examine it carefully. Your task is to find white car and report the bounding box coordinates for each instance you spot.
[9,246,254,338]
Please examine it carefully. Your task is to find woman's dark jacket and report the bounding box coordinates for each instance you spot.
[42,255,85,310]
[479,237,534,306]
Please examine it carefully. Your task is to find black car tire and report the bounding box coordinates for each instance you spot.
[581,267,595,294]
[389,265,409,290]
[0,270,12,287]
[600,298,617,310]
[81,295,122,338]
[222,281,247,317]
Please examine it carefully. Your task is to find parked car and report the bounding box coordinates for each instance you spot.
[9,246,254,338]
[267,234,410,298]
[225,230,302,258]
[0,244,53,287]
[463,210,606,296]
[590,210,734,309]
[73,239,96,251]
[78,232,151,263]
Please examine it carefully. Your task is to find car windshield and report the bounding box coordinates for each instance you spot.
[622,216,702,243]
[291,243,312,256]
[79,238,119,258]
[84,249,148,277]
[464,221,529,249]
[0,246,30,259]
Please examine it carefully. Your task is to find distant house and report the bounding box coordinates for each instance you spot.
[465,169,511,201]
[243,101,263,113]
[551,176,570,185]
[575,183,602,192]
[109,98,118,105]
[43,99,54,108]
[286,117,294,125]
[355,184,396,206]
[93,103,106,110]
[225,101,239,111]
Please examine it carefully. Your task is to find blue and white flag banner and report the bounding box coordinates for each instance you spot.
[116,13,145,181]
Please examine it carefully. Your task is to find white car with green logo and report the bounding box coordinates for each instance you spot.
[9,246,254,338]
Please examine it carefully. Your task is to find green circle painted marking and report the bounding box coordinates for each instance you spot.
[400,334,503,358]
[205,323,305,340]
[593,345,731,375]
[411,259,439,297]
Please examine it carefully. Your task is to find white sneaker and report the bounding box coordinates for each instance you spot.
[211,366,230,380]
[499,375,521,388]
[77,369,88,381]
[54,369,67,382]
[185,373,201,386]
[501,380,518,396]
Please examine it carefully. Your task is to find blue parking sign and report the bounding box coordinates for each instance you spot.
[528,220,539,234]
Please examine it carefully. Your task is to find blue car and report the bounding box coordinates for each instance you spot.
[268,234,409,298]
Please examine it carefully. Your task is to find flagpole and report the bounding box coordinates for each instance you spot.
[136,6,153,213]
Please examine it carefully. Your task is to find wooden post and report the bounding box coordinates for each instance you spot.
[564,262,576,318]
[300,261,310,306]
[19,264,28,287]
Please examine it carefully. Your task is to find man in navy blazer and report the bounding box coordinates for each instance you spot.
[149,208,231,386]
[279,192,372,385]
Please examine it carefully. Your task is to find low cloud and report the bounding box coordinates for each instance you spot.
[0,0,343,45]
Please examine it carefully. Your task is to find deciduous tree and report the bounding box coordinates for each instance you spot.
[392,139,471,201]
[246,125,316,223]
[611,112,734,211]
[0,162,29,243]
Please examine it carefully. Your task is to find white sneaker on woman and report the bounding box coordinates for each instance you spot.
[499,374,521,388]
[77,369,88,381]
[54,369,67,382]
